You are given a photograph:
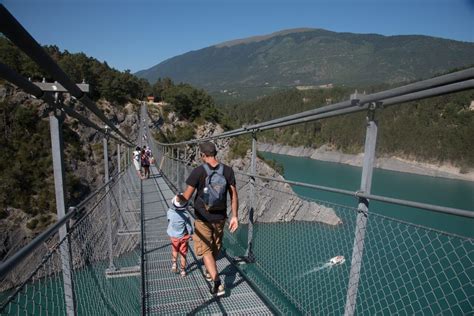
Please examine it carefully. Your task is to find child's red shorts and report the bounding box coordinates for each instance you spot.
[170,234,191,256]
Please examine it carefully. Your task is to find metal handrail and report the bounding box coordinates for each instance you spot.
[162,154,473,219]
[236,171,474,219]
[156,67,474,146]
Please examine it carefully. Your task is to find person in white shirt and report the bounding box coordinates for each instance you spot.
[132,146,143,179]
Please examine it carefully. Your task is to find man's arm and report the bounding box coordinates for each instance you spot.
[180,185,196,202]
[228,185,239,233]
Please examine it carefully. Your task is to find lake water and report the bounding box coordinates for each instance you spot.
[260,152,474,238]
[224,152,474,315]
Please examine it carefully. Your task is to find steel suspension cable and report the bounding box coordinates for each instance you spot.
[0,62,131,146]
[0,4,132,145]
[157,72,474,146]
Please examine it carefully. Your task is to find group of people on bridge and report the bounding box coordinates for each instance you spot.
[134,141,239,297]
[132,145,154,179]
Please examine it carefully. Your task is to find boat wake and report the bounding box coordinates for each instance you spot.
[299,262,332,277]
[296,256,346,278]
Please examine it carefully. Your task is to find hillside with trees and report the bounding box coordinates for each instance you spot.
[148,78,234,144]
[223,85,474,171]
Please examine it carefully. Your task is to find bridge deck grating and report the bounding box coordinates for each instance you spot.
[142,167,272,315]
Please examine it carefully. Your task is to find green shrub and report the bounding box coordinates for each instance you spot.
[39,214,50,223]
[26,218,39,230]
[175,125,195,142]
[229,136,251,160]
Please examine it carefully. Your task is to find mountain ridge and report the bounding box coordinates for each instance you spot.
[135,28,474,91]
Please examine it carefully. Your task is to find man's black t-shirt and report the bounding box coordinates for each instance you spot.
[185,163,236,222]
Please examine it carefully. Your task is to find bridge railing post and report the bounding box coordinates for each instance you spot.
[196,143,200,162]
[103,126,116,272]
[48,97,77,316]
[126,145,129,168]
[117,143,123,230]
[344,105,378,316]
[171,147,174,184]
[183,145,189,180]
[245,132,257,261]
[176,147,180,190]
[165,146,169,177]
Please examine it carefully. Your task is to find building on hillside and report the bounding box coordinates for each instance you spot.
[296,83,333,90]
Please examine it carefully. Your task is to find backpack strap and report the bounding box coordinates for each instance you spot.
[202,163,213,176]
[202,163,223,175]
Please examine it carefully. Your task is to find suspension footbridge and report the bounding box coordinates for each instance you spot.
[0,4,473,315]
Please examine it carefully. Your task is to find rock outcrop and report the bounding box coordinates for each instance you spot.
[231,153,341,225]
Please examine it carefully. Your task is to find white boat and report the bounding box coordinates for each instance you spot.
[329,255,345,265]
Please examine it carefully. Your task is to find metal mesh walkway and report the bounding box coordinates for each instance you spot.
[142,166,273,315]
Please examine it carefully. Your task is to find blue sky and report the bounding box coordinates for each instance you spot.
[2,0,473,73]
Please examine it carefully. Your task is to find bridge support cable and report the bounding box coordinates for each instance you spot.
[0,62,131,147]
[0,4,133,146]
[181,77,474,142]
[49,105,77,316]
[103,127,116,273]
[118,144,124,231]
[205,68,474,141]
[343,107,378,316]
[140,178,146,316]
[176,148,180,190]
[242,132,257,263]
[155,68,474,148]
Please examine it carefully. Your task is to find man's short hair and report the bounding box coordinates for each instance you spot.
[199,142,217,156]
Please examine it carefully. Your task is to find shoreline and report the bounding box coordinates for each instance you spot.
[258,143,474,182]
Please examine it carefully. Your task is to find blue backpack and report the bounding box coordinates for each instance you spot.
[202,164,227,211]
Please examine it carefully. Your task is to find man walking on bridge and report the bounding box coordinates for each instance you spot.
[180,141,239,297]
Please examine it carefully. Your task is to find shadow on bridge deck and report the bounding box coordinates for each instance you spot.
[142,165,273,315]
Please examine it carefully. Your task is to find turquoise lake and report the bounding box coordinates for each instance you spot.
[259,152,474,238]
[224,152,474,315]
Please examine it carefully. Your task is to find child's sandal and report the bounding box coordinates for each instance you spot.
[171,262,178,273]
[180,267,186,277]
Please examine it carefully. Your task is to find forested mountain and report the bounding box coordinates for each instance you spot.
[223,86,474,170]
[136,28,474,94]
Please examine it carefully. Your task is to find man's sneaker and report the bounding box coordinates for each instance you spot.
[204,269,212,282]
[210,280,225,297]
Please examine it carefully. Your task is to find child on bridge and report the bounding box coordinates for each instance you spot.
[167,194,193,277]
